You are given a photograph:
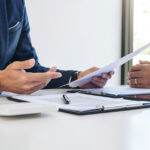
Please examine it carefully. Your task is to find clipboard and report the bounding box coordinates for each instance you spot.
[59,104,150,115]
[58,93,150,115]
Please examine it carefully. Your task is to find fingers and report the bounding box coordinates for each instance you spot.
[24,82,49,94]
[82,71,114,88]
[130,84,150,88]
[129,78,148,85]
[13,81,49,95]
[11,59,35,70]
[109,71,114,76]
[49,66,57,72]
[91,80,106,88]
[26,70,62,82]
[129,75,150,88]
[128,95,150,100]
[80,83,96,89]
[91,76,107,88]
[101,71,114,79]
[130,64,143,72]
[23,80,49,90]
[128,71,144,79]
[139,60,150,64]
[101,73,111,79]
[129,64,150,89]
[81,72,113,88]
[78,67,99,78]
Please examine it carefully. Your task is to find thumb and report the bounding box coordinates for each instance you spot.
[49,66,57,72]
[139,60,150,64]
[11,59,35,70]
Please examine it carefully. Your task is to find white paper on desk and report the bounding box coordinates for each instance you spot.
[10,93,146,112]
[10,94,64,106]
[68,43,150,87]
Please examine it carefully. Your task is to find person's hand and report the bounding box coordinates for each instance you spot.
[77,67,114,88]
[125,95,150,101]
[0,59,62,94]
[129,60,150,88]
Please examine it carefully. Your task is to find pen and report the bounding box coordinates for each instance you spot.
[62,94,70,104]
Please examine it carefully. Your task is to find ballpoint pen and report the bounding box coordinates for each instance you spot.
[62,94,70,104]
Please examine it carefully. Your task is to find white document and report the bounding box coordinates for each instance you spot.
[10,94,74,112]
[11,93,145,111]
[11,94,63,105]
[68,43,150,87]
[80,85,150,96]
[10,93,150,115]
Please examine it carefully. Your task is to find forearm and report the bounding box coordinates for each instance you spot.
[0,70,5,92]
[0,71,3,92]
[45,69,77,89]
[27,63,77,88]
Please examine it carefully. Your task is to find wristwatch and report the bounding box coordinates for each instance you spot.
[70,71,81,82]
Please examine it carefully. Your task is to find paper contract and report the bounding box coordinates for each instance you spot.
[67,43,150,87]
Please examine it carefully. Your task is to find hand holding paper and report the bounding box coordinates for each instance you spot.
[77,67,114,88]
[69,43,150,88]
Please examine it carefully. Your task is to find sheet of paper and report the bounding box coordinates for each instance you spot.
[11,93,146,112]
[80,85,150,96]
[68,43,150,87]
[10,94,64,106]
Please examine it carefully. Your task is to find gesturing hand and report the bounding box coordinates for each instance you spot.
[78,67,114,88]
[0,59,62,94]
[129,60,150,88]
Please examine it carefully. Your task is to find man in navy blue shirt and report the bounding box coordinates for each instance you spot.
[0,0,113,94]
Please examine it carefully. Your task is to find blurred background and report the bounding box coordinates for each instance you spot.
[133,0,150,64]
[25,0,150,86]
[25,0,122,86]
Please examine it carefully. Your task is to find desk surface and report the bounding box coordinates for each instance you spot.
[0,89,150,150]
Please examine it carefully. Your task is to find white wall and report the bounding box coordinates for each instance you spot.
[26,0,122,86]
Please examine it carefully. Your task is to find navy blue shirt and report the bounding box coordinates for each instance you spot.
[0,0,77,88]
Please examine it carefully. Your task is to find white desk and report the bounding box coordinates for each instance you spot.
[0,89,150,150]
